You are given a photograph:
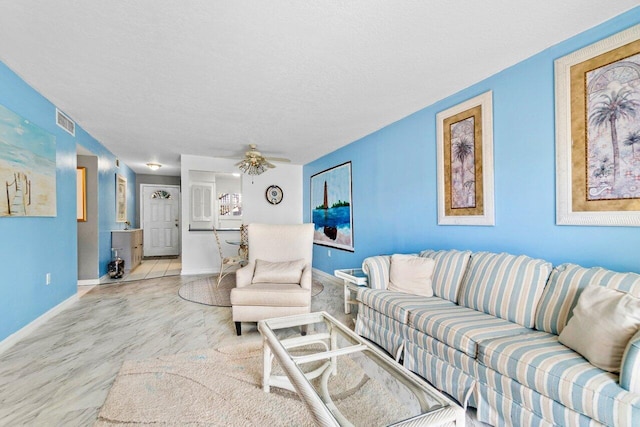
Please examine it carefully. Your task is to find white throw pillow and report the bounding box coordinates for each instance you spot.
[252,259,306,284]
[558,285,640,373]
[388,254,435,297]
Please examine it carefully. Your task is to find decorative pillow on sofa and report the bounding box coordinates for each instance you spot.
[558,284,640,373]
[252,259,306,284]
[388,254,435,297]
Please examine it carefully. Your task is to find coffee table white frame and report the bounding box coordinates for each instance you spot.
[258,311,465,427]
[334,268,368,314]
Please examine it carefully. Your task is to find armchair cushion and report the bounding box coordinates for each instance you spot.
[252,258,306,284]
[230,283,310,307]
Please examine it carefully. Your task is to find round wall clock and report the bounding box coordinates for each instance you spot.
[266,185,283,205]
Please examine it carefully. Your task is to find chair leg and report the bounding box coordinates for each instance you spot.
[235,322,242,336]
[216,269,225,288]
[300,325,307,336]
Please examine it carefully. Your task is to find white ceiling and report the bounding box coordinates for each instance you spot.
[0,2,637,176]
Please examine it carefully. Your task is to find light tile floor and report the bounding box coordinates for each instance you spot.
[0,272,485,426]
[100,256,182,284]
[0,272,350,426]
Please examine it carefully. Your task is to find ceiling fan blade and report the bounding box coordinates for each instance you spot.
[265,156,291,163]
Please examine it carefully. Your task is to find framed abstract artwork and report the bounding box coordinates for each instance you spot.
[436,91,495,226]
[116,174,127,223]
[0,104,56,217]
[556,24,640,226]
[310,161,354,251]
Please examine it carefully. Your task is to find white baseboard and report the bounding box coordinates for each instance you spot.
[313,268,342,286]
[0,293,78,355]
[78,272,110,287]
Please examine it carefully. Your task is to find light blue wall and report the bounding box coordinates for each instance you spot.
[75,127,137,276]
[305,7,640,276]
[0,61,136,342]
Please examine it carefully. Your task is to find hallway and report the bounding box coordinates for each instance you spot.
[99,256,181,284]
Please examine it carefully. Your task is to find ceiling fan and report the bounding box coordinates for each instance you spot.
[234,144,290,176]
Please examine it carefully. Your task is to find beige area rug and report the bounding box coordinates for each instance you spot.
[96,341,410,426]
[178,275,324,307]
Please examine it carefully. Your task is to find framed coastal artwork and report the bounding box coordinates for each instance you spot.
[310,161,354,251]
[436,91,495,226]
[556,24,640,226]
[116,174,127,223]
[0,104,56,217]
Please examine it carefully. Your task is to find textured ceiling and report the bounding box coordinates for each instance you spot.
[0,1,637,176]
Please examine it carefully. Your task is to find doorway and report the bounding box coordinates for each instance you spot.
[141,184,181,257]
[77,150,99,285]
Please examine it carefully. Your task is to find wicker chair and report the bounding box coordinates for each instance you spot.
[213,227,244,287]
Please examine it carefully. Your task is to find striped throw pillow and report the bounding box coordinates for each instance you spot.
[535,263,640,335]
[458,252,552,328]
[419,249,472,303]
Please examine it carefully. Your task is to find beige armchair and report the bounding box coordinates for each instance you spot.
[230,223,314,335]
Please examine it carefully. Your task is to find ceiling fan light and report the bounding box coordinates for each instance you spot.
[237,156,272,176]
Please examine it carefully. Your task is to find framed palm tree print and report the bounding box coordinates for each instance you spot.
[436,91,495,226]
[556,23,640,226]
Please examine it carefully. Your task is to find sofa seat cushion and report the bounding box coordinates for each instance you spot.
[357,288,454,324]
[355,305,408,358]
[406,328,478,376]
[408,305,532,358]
[477,331,640,426]
[404,340,477,407]
[230,283,309,307]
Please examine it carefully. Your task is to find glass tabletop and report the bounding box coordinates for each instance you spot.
[259,312,459,426]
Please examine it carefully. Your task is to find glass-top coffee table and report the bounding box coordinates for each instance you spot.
[258,311,465,426]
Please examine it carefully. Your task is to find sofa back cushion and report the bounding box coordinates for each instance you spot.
[362,255,391,290]
[419,249,472,303]
[458,252,553,328]
[535,263,640,335]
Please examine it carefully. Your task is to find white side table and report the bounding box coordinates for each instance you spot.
[334,268,368,314]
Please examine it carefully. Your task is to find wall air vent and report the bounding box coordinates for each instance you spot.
[56,108,75,136]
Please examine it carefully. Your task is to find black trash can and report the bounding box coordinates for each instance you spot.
[108,248,125,279]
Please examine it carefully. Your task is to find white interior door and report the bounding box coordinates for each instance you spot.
[142,185,180,257]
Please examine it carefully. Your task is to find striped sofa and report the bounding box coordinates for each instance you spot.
[355,250,640,427]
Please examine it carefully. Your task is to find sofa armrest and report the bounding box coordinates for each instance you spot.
[235,262,255,288]
[620,329,640,393]
[362,255,391,290]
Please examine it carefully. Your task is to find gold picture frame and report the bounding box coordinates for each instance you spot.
[556,24,640,226]
[116,174,127,223]
[436,91,494,226]
[76,167,87,222]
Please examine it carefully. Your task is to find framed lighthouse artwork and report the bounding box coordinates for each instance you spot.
[310,161,354,251]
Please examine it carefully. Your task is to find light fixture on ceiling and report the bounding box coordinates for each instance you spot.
[236,145,276,177]
[146,162,162,171]
[237,157,274,176]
